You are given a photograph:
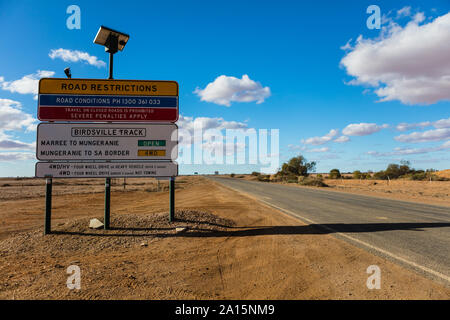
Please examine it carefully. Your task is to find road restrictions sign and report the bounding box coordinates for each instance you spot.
[38,78,179,122]
[36,161,178,178]
[36,123,178,161]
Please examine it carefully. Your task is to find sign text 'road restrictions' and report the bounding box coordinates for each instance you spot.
[38,78,179,122]
[36,161,178,178]
[37,123,178,161]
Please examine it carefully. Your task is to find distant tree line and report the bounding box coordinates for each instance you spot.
[250,156,447,186]
[325,160,447,181]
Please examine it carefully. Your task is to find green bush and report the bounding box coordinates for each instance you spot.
[278,155,316,177]
[410,172,427,180]
[298,176,328,187]
[353,170,362,179]
[362,173,372,179]
[373,171,388,180]
[257,174,270,182]
[329,169,341,179]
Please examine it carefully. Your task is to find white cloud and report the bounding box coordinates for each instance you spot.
[0,152,35,161]
[309,153,341,160]
[309,147,330,153]
[301,129,339,145]
[340,12,450,105]
[0,139,34,150]
[288,144,306,151]
[395,118,450,131]
[202,141,246,156]
[433,118,450,129]
[368,141,450,157]
[340,39,353,51]
[396,117,450,131]
[0,99,36,133]
[396,121,431,131]
[334,135,350,143]
[397,6,412,18]
[0,99,36,157]
[342,123,388,136]
[49,48,106,68]
[394,128,450,143]
[194,75,271,106]
[0,70,55,99]
[178,115,247,133]
[177,115,248,145]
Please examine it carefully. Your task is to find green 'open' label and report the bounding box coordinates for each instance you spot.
[138,140,166,147]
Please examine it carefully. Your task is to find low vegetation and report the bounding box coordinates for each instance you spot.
[298,176,328,187]
[267,155,328,187]
[326,161,448,181]
[369,161,447,181]
[247,156,448,186]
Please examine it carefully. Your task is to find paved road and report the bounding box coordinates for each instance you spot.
[209,177,450,286]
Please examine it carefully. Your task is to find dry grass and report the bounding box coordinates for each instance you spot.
[0,176,449,299]
[323,178,450,207]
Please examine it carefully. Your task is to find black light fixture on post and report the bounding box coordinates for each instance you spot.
[64,67,72,79]
[93,25,130,79]
[93,25,130,229]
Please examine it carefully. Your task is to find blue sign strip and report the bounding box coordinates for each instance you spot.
[39,94,178,108]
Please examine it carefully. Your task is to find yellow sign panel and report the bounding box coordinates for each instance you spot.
[138,150,167,157]
[39,78,178,96]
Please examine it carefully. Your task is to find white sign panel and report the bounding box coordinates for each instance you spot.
[36,123,177,161]
[36,161,178,178]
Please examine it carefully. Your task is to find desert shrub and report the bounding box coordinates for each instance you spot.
[404,172,445,181]
[277,155,316,178]
[329,169,341,179]
[251,171,260,176]
[269,175,282,182]
[316,174,323,178]
[362,173,372,179]
[230,173,235,177]
[373,171,388,180]
[298,176,328,187]
[372,161,438,180]
[353,170,362,179]
[281,173,298,182]
[257,174,270,182]
[410,172,427,180]
[384,161,413,179]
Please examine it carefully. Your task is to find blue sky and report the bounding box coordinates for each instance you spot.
[0,0,449,176]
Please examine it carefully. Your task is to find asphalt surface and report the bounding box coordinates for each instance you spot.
[209,177,450,286]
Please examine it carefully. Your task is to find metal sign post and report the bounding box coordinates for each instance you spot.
[44,178,52,234]
[169,177,175,222]
[104,177,111,229]
[105,39,115,230]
